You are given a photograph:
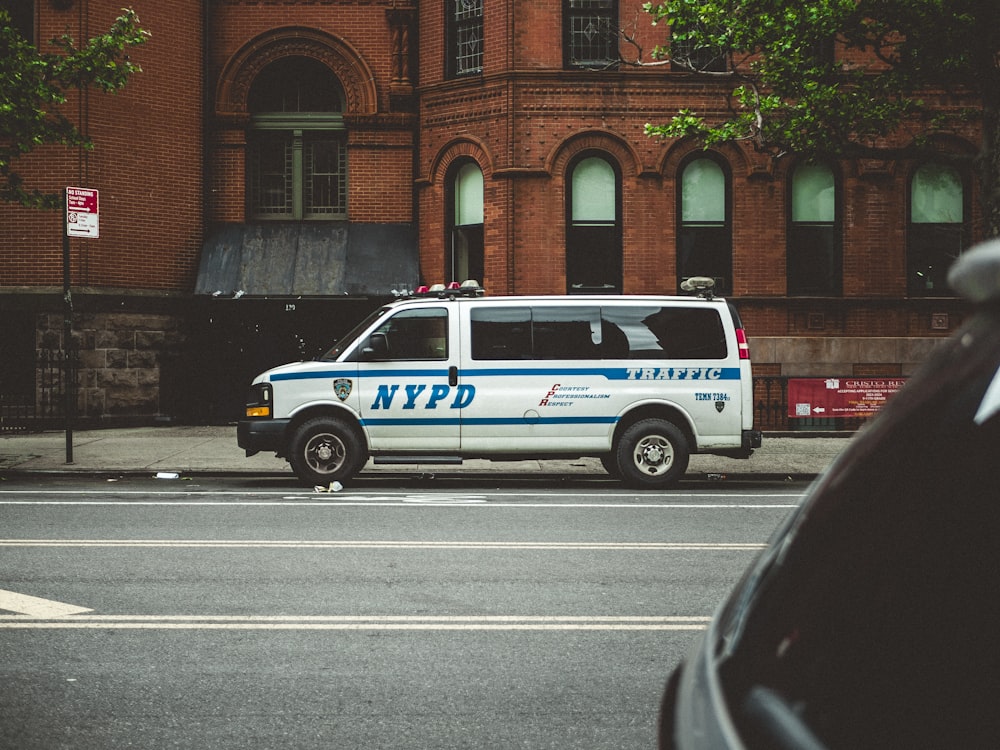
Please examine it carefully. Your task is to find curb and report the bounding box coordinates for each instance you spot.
[0,467,821,484]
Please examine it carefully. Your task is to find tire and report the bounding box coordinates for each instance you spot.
[288,417,366,486]
[615,418,689,490]
[600,453,621,478]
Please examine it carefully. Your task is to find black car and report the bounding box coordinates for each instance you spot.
[659,238,1000,750]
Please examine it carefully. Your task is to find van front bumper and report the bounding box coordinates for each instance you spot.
[237,419,289,456]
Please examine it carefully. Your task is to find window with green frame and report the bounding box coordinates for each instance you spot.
[246,57,346,220]
[787,163,841,296]
[447,160,484,284]
[908,162,967,296]
[567,154,622,294]
[678,155,732,295]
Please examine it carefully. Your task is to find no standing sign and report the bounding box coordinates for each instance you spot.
[65,186,99,238]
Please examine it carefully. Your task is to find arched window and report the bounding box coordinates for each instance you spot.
[567,154,622,294]
[787,163,841,295]
[678,155,731,295]
[447,160,484,283]
[908,162,966,295]
[247,57,346,220]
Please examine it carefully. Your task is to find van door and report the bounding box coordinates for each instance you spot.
[459,304,616,453]
[354,306,463,451]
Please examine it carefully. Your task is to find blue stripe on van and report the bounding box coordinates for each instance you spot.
[360,416,619,428]
[272,366,741,381]
[271,368,448,381]
[463,367,741,380]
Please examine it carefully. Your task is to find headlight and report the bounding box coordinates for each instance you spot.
[245,382,272,418]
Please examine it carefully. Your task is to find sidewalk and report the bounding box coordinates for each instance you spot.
[0,425,850,481]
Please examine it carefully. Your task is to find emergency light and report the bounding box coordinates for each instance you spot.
[413,280,485,298]
[680,276,717,299]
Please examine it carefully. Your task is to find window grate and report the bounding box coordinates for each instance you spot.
[250,138,293,217]
[451,0,483,76]
[305,138,347,218]
[566,0,617,68]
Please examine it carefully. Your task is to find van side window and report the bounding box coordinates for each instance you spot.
[471,305,727,360]
[364,307,448,360]
[532,307,602,360]
[471,307,532,359]
[601,307,727,359]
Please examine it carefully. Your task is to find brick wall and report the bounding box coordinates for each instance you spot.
[205,1,416,226]
[0,1,204,292]
[0,1,986,423]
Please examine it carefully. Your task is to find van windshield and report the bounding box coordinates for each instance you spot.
[318,306,391,361]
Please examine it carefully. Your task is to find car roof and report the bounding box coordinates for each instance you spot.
[948,238,1000,304]
[390,293,725,308]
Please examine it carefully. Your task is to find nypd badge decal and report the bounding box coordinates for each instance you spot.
[333,378,352,401]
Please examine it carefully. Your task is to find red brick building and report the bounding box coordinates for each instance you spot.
[0,1,984,425]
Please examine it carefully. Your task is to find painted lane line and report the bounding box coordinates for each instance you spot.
[402,496,488,503]
[0,489,804,499]
[0,501,800,509]
[0,615,712,622]
[0,539,767,551]
[0,623,709,631]
[0,614,711,631]
[0,589,92,617]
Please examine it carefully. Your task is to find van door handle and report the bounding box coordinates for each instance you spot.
[449,366,458,387]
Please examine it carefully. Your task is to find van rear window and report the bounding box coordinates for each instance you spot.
[470,306,727,360]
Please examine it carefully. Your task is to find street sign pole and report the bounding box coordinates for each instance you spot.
[62,200,74,464]
[62,186,98,464]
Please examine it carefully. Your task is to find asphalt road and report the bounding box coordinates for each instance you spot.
[0,476,805,749]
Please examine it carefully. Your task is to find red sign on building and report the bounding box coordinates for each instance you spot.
[788,378,906,418]
[66,186,99,238]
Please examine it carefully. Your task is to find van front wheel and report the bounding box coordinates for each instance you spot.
[616,419,689,490]
[600,454,621,478]
[288,417,365,486]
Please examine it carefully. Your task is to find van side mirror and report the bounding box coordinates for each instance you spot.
[362,332,389,360]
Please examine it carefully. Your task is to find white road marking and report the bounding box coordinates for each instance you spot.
[0,499,799,509]
[401,495,488,503]
[0,486,802,509]
[0,489,803,499]
[0,539,766,551]
[0,589,92,617]
[0,614,710,631]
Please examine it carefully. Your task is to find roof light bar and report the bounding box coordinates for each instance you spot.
[412,280,486,298]
[680,276,717,299]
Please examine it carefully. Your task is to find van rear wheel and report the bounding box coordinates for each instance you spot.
[616,419,689,490]
[288,417,365,486]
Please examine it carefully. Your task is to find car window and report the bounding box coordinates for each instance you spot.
[601,306,727,359]
[365,307,448,361]
[470,305,728,360]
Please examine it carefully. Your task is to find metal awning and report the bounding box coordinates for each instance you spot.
[194,223,418,297]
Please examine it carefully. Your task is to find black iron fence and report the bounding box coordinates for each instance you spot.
[1,354,870,435]
[0,349,78,433]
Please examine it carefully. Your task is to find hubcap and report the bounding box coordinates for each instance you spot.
[305,433,346,474]
[633,435,674,476]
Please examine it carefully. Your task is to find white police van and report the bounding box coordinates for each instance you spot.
[237,279,761,489]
